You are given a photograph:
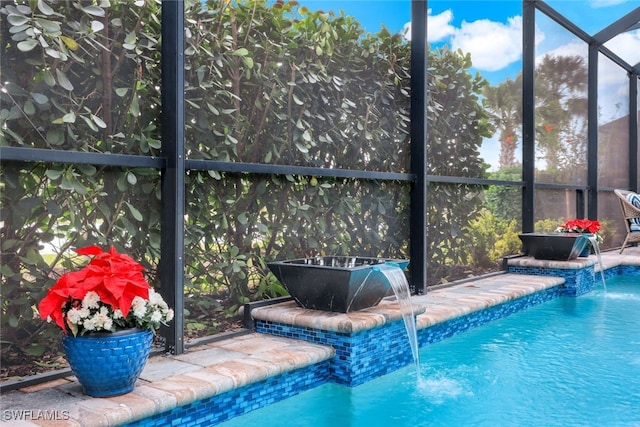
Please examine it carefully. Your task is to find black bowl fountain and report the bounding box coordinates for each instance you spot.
[267,256,409,312]
[518,232,589,261]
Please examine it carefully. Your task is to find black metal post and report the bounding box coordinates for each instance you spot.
[630,72,638,192]
[576,189,585,219]
[522,0,535,232]
[160,0,185,355]
[587,43,599,219]
[409,0,428,294]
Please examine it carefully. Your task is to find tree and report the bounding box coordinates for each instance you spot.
[534,54,588,173]
[426,47,492,281]
[483,77,521,169]
[180,0,412,311]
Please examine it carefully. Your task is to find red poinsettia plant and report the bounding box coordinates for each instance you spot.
[556,219,603,243]
[39,245,173,336]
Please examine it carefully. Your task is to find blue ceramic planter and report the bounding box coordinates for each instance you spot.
[62,328,153,397]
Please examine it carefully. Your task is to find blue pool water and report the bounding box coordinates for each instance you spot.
[220,275,640,427]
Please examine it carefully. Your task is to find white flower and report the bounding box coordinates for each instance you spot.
[148,289,160,304]
[165,308,174,322]
[113,309,124,319]
[82,291,101,309]
[66,308,83,325]
[87,306,113,331]
[103,318,113,330]
[150,310,162,323]
[131,296,147,319]
[149,289,169,309]
[83,317,97,331]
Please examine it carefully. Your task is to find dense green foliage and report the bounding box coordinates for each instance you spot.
[1,0,163,367]
[485,167,522,224]
[180,1,414,321]
[464,209,521,269]
[1,0,491,373]
[426,48,491,280]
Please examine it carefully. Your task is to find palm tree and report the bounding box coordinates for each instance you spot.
[534,55,588,172]
[483,77,522,169]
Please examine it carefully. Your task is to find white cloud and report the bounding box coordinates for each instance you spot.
[402,9,455,42]
[402,22,411,40]
[428,9,456,42]
[402,3,638,76]
[536,40,587,64]
[403,12,533,73]
[605,30,640,67]
[451,16,523,72]
[599,57,631,122]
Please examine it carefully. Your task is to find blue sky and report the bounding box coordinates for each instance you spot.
[304,0,639,85]
[301,1,640,170]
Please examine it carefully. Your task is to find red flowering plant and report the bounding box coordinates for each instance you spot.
[39,245,173,336]
[556,219,603,244]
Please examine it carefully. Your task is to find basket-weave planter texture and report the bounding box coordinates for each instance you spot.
[62,328,153,397]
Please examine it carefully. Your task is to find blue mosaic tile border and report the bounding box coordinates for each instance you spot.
[122,360,331,427]
[255,320,413,386]
[603,266,618,280]
[617,265,640,276]
[256,286,562,386]
[508,265,595,296]
[124,266,637,426]
[419,286,561,346]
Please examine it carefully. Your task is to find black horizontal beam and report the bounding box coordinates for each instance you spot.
[598,44,634,73]
[426,175,525,187]
[534,1,591,43]
[535,1,634,73]
[426,176,592,192]
[3,146,598,192]
[0,147,165,168]
[0,368,73,393]
[593,7,640,44]
[533,182,588,191]
[185,159,415,182]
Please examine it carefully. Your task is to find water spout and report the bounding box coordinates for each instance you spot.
[373,263,420,374]
[268,256,411,312]
[588,235,607,292]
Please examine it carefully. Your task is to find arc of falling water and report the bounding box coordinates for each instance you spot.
[373,263,421,375]
[587,235,607,292]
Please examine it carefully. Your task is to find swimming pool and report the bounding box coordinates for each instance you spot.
[219,275,640,426]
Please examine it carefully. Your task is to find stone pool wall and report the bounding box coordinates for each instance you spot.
[123,360,331,427]
[252,279,563,387]
[255,317,414,386]
[125,271,568,426]
[506,257,596,296]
